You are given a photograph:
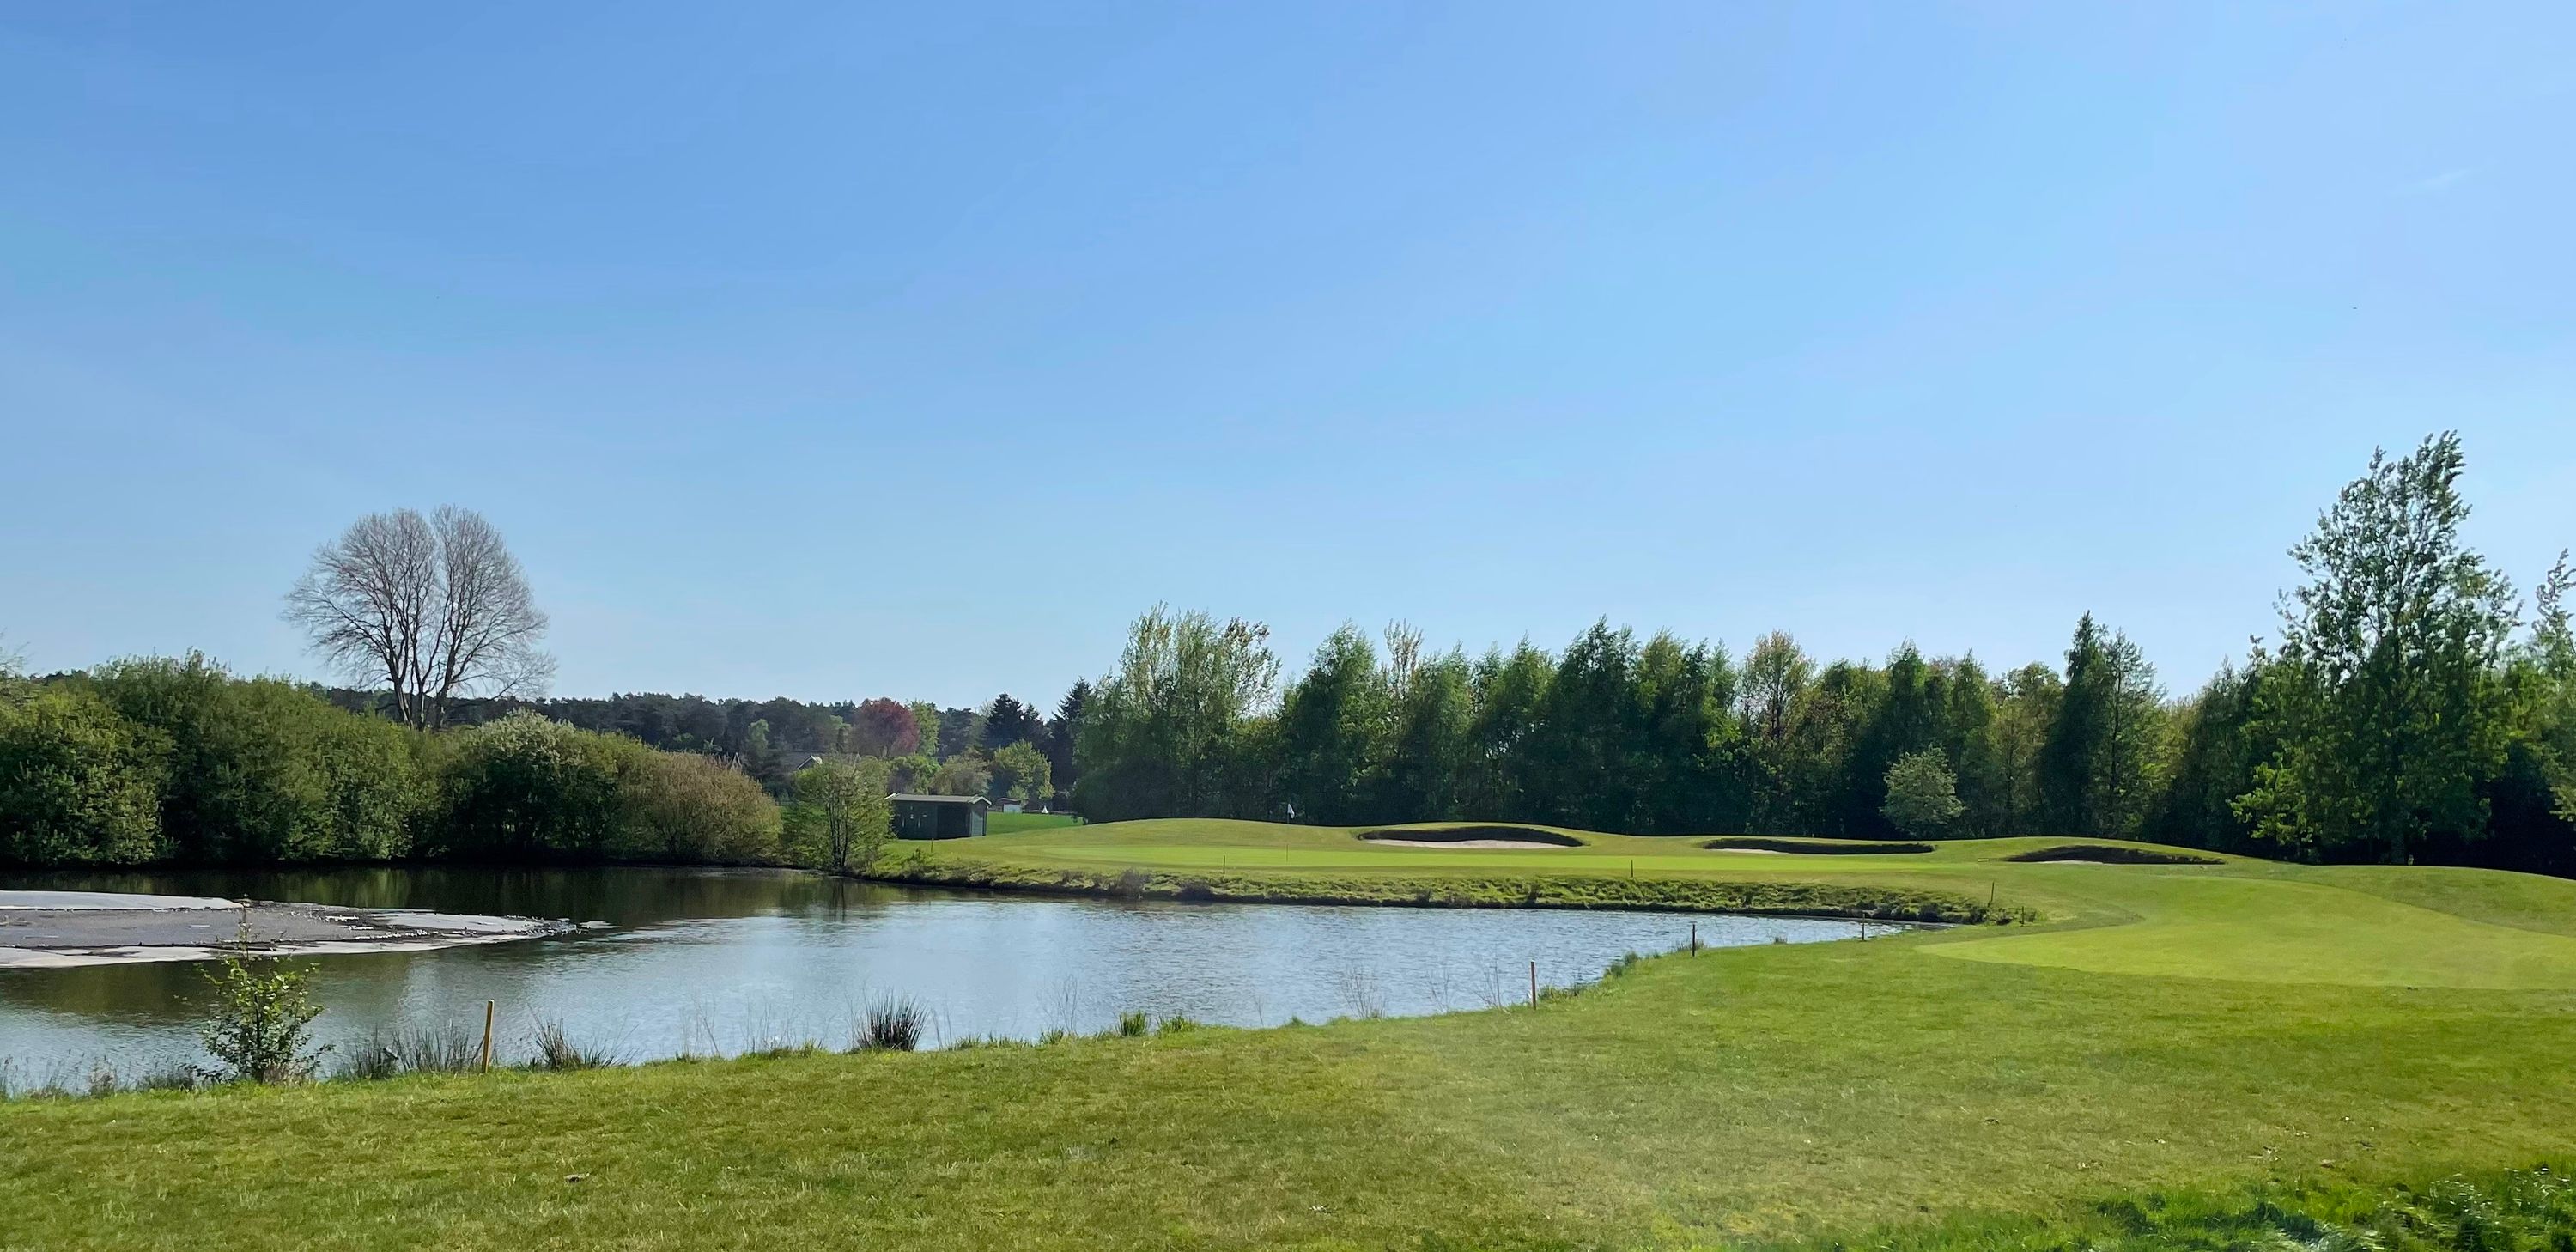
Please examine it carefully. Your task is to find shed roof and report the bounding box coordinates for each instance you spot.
[886,793,991,806]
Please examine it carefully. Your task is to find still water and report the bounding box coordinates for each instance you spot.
[1,867,1868,1080]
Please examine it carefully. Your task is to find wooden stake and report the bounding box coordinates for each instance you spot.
[480,1000,495,1073]
[1528,960,1538,1009]
[1690,920,1698,955]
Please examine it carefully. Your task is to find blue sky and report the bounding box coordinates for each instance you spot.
[3,3,2571,708]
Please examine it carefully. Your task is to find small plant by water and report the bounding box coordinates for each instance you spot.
[198,915,327,1085]
[856,995,927,1052]
[1116,1010,1150,1037]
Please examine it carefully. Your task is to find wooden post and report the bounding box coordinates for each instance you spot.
[1690,920,1698,956]
[1528,961,1538,1009]
[480,1000,495,1073]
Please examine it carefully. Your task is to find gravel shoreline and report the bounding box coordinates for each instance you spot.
[0,893,568,969]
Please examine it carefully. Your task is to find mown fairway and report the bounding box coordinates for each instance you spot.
[8,821,2576,1251]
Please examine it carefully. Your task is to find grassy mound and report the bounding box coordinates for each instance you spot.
[2002,842,2221,865]
[1358,824,1585,847]
[1704,836,1935,854]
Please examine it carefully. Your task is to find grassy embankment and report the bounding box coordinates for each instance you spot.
[7,818,2576,1250]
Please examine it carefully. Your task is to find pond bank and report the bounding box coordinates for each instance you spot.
[865,857,2027,923]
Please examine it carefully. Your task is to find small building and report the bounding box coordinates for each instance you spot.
[889,793,989,840]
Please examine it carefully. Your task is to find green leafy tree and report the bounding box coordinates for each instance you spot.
[2038,617,2161,837]
[1386,647,1478,824]
[1739,631,1816,831]
[2236,433,2520,861]
[1466,641,1552,820]
[1990,662,2062,835]
[989,740,1053,805]
[1277,625,1393,824]
[906,702,943,761]
[1881,748,1965,837]
[793,758,891,872]
[1072,606,1279,822]
[2524,554,2576,822]
[927,756,992,798]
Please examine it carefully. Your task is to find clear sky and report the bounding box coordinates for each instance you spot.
[3,3,2571,708]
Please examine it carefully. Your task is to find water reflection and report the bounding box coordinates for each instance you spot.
[2,866,1867,1080]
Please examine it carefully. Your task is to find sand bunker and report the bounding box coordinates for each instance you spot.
[0,893,569,969]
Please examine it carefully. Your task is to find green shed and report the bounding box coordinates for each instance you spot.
[889,793,989,840]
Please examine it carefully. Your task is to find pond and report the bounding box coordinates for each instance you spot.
[0,866,1873,1086]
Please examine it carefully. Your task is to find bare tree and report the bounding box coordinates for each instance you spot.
[283,506,554,728]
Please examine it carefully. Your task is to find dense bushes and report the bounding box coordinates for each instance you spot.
[0,686,167,865]
[0,659,786,869]
[87,656,427,863]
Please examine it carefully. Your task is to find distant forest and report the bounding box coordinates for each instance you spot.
[324,687,1086,803]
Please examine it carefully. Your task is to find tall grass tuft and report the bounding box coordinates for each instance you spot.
[529,1018,612,1071]
[1116,1011,1150,1037]
[336,1022,481,1080]
[855,995,926,1052]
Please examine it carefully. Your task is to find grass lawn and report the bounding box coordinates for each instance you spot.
[7,820,2576,1250]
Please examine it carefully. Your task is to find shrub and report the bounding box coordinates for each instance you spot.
[1116,1011,1149,1037]
[625,750,782,863]
[198,918,327,1085]
[428,711,641,860]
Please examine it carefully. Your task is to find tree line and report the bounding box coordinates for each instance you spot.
[334,687,1085,806]
[1069,435,2576,873]
[0,653,1084,872]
